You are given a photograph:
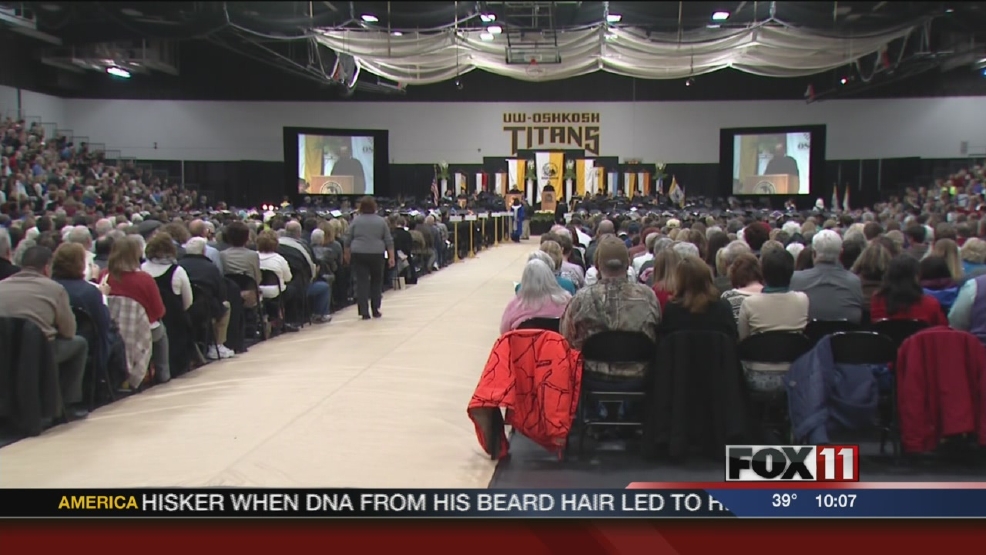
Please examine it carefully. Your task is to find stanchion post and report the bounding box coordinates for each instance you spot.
[450,215,461,263]
[468,217,475,258]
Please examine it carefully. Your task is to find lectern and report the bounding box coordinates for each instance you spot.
[740,175,800,195]
[311,175,356,195]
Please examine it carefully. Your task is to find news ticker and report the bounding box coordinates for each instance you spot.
[1,486,986,518]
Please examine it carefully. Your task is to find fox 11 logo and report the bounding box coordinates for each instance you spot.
[725,445,859,482]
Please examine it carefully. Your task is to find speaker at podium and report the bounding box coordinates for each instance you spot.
[740,174,800,195]
[310,175,356,195]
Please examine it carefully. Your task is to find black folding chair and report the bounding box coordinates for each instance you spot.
[576,330,657,455]
[516,317,561,333]
[72,306,115,410]
[225,273,268,343]
[829,331,900,456]
[260,269,286,336]
[188,283,221,360]
[737,331,812,442]
[805,319,860,345]
[869,319,929,351]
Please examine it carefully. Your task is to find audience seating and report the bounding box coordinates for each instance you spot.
[188,282,221,357]
[805,319,861,345]
[869,319,929,351]
[516,317,561,332]
[225,274,268,343]
[575,330,657,456]
[260,269,287,335]
[829,331,902,456]
[737,331,812,441]
[71,306,115,410]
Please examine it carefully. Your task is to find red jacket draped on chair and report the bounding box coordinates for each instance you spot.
[896,327,986,453]
[468,330,582,459]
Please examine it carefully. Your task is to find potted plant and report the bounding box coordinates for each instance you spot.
[530,209,555,236]
[525,159,536,192]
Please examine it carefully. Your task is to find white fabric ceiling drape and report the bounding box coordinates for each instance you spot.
[314,23,916,85]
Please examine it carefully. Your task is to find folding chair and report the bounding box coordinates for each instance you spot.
[260,269,287,336]
[188,283,221,360]
[225,273,268,343]
[805,319,860,345]
[829,331,899,456]
[869,319,929,351]
[576,330,657,455]
[516,317,561,333]
[71,306,115,410]
[737,331,812,441]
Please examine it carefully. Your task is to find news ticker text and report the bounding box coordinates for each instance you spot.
[3,487,986,518]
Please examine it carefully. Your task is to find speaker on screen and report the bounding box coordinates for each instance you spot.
[719,125,826,197]
[284,127,390,198]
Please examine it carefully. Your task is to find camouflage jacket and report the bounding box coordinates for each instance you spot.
[560,276,662,380]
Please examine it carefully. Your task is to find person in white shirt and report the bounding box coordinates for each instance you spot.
[141,233,193,312]
[257,229,292,299]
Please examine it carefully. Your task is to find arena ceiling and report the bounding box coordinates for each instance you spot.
[2,1,985,102]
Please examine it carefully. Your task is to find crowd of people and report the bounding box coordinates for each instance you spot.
[0,117,466,438]
[497,167,986,453]
[2,108,985,457]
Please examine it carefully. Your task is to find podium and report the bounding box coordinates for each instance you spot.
[740,175,799,195]
[310,175,356,195]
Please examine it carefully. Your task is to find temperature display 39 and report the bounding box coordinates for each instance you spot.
[772,493,798,508]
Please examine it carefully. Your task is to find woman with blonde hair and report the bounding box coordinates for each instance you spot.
[100,235,169,383]
[931,238,963,279]
[539,239,578,293]
[651,247,684,311]
[959,237,986,276]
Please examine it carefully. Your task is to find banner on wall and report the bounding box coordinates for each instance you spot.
[506,159,526,190]
[475,173,487,195]
[638,171,650,196]
[576,159,602,196]
[455,173,467,195]
[534,152,564,202]
[503,112,602,156]
[495,173,507,195]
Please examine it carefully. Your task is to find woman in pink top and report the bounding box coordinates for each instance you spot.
[500,259,572,334]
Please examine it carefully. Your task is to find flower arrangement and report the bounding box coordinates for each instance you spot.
[437,161,450,180]
[563,159,576,180]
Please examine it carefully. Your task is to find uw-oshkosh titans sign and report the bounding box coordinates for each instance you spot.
[503,112,601,155]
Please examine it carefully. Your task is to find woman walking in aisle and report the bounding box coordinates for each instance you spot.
[343,196,395,320]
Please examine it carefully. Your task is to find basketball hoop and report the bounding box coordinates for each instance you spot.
[526,59,545,77]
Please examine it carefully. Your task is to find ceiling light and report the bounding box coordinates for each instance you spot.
[361,14,378,23]
[391,31,403,36]
[107,67,131,79]
[479,32,494,41]
[840,77,848,85]
[480,13,496,23]
[707,24,721,29]
[120,8,143,17]
[606,14,622,23]
[712,11,730,21]
[605,32,617,41]
[487,25,502,34]
[946,8,954,13]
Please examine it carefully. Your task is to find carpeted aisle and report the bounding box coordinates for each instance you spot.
[0,241,533,488]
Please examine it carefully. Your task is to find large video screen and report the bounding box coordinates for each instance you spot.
[283,127,389,197]
[719,125,826,197]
